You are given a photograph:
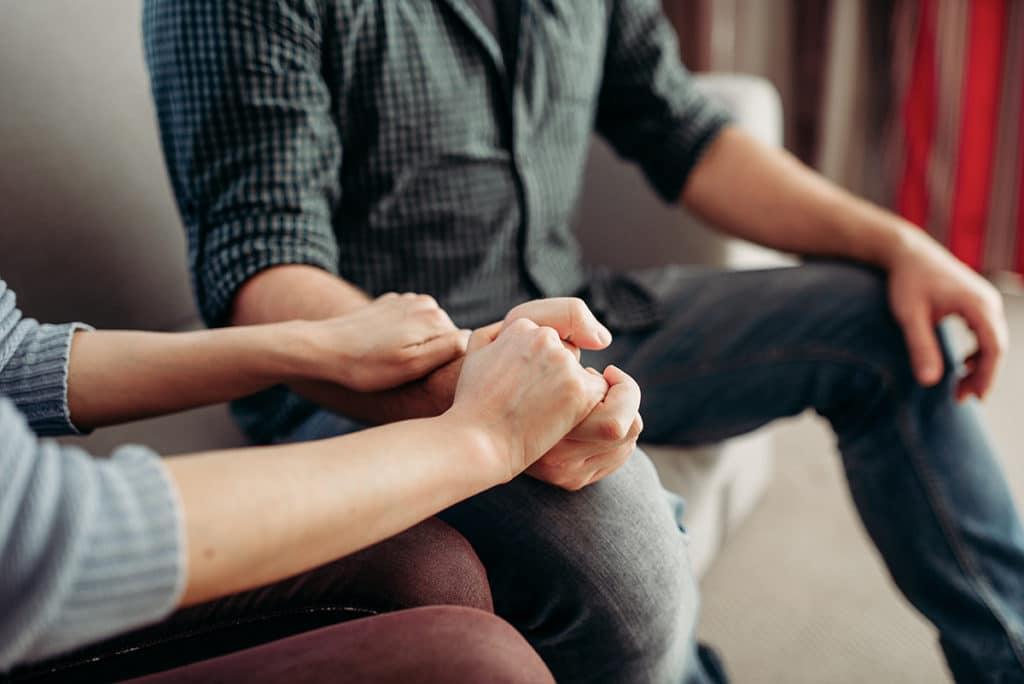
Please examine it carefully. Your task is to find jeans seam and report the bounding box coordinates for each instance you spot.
[646,339,1024,671]
[639,343,892,391]
[20,605,379,680]
[893,403,1024,672]
[639,343,895,444]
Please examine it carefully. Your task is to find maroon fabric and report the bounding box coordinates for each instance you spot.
[10,518,493,683]
[122,607,555,684]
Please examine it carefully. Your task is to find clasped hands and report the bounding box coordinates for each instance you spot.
[462,298,643,491]
[300,293,642,490]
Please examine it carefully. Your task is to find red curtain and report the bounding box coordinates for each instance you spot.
[893,0,1024,275]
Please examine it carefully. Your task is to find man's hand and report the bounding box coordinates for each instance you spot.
[500,298,613,350]
[886,229,1009,400]
[681,129,1010,402]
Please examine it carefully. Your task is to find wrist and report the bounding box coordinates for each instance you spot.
[265,321,339,384]
[846,203,922,271]
[433,412,513,486]
[420,356,463,414]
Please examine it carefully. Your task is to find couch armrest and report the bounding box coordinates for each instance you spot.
[574,74,789,577]
[694,73,782,148]
[574,73,794,271]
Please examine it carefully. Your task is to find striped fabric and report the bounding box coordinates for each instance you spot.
[891,0,1024,275]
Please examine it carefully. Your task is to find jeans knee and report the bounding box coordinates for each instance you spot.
[596,521,699,650]
[797,263,966,441]
[542,456,699,681]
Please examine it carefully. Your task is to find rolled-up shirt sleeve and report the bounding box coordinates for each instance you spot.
[143,0,342,327]
[0,400,184,670]
[595,0,733,203]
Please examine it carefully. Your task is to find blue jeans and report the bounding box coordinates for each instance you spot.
[289,262,1024,683]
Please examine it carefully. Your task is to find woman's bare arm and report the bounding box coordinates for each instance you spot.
[66,294,468,431]
[168,319,609,607]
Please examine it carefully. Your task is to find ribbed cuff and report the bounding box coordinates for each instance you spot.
[41,446,186,660]
[1,322,94,437]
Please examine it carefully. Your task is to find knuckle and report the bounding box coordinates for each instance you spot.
[567,369,588,390]
[533,327,561,351]
[507,317,534,334]
[424,307,449,326]
[505,302,527,320]
[556,470,589,491]
[600,417,628,442]
[972,294,993,315]
[563,374,588,400]
[415,294,439,309]
[568,297,588,318]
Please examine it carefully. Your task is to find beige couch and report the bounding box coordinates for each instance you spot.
[0,2,785,577]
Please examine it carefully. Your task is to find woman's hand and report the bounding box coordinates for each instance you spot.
[445,318,610,483]
[297,293,470,392]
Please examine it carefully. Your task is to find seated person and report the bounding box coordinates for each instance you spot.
[143,1,1022,682]
[0,276,624,683]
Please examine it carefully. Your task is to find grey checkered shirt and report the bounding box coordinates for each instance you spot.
[144,0,730,441]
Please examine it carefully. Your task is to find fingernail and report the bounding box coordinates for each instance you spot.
[598,325,612,346]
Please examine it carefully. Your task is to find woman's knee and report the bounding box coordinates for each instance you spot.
[344,517,493,612]
[124,607,554,684]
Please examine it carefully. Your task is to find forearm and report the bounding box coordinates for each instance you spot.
[681,126,918,269]
[166,414,499,606]
[232,264,372,324]
[232,265,460,422]
[67,325,314,430]
[293,356,462,425]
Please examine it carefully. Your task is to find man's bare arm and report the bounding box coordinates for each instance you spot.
[680,127,906,264]
[681,126,1008,398]
[232,265,463,423]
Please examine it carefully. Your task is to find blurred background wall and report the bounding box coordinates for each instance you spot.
[664,0,1024,281]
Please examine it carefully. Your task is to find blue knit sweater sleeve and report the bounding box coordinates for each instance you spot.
[0,281,91,436]
[0,281,185,670]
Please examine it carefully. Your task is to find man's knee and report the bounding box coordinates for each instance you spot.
[796,262,918,380]
[473,450,696,679]
[794,263,961,433]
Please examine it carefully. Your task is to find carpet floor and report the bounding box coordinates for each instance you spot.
[698,294,1024,684]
